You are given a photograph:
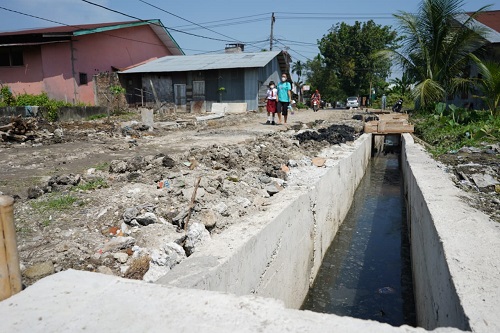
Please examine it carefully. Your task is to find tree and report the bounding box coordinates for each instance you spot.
[304,55,341,104]
[292,61,304,82]
[389,72,414,98]
[471,55,500,116]
[318,20,398,97]
[292,61,304,102]
[390,0,490,110]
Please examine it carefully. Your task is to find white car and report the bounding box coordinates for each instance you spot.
[346,97,359,109]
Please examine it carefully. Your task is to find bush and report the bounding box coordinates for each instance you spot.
[0,87,85,121]
[412,104,500,156]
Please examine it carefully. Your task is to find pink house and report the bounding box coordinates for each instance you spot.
[0,20,183,105]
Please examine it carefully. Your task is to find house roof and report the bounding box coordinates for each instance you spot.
[120,50,289,74]
[467,10,500,33]
[0,20,184,55]
[455,12,500,44]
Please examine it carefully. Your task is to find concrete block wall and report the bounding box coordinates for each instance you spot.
[401,134,500,332]
[158,134,372,309]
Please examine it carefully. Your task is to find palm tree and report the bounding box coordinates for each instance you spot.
[292,61,304,102]
[292,61,304,82]
[390,72,414,98]
[390,0,490,110]
[471,55,500,116]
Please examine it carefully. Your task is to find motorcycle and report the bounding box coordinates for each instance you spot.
[312,99,319,112]
[392,98,403,113]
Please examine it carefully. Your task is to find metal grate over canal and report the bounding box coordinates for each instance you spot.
[301,154,416,327]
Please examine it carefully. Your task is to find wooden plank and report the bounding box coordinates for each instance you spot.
[363,121,379,133]
[377,113,409,121]
[378,122,414,133]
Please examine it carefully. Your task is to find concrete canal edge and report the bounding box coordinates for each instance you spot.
[401,133,500,332]
[0,133,498,332]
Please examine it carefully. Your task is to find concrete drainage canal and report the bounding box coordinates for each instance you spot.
[301,153,416,327]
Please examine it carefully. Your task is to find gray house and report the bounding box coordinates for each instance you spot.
[119,48,291,112]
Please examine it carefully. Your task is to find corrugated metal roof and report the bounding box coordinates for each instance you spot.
[120,50,283,73]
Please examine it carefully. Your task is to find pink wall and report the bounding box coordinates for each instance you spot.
[0,24,173,105]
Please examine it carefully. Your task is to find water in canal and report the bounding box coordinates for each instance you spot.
[301,154,416,327]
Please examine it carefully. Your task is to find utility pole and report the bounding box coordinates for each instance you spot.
[270,13,275,51]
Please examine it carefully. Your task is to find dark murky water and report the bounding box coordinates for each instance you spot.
[301,155,416,327]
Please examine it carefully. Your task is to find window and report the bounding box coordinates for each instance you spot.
[0,48,23,66]
[79,72,88,85]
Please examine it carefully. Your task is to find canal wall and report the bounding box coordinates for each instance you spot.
[401,133,500,332]
[2,132,497,332]
[157,134,373,308]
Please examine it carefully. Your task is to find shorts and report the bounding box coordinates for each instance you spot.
[266,99,277,113]
[278,101,290,116]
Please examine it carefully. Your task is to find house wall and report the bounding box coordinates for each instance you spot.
[0,25,172,105]
[120,56,285,112]
[0,45,46,95]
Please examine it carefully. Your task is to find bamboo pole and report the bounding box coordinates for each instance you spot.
[0,195,22,301]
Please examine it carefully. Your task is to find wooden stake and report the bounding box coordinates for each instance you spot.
[0,195,22,301]
[184,176,202,232]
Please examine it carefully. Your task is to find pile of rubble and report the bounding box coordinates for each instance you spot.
[13,119,361,286]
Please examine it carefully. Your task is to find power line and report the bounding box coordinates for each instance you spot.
[137,0,242,43]
[0,5,166,47]
[135,0,269,51]
[81,0,235,43]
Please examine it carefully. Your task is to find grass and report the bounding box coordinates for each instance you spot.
[94,162,109,171]
[30,194,80,212]
[74,178,109,191]
[86,113,107,121]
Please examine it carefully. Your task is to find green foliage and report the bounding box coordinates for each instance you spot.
[295,102,308,109]
[74,178,108,191]
[0,85,15,106]
[391,0,491,110]
[471,55,500,116]
[94,162,109,171]
[31,194,79,212]
[413,106,499,156]
[110,85,125,95]
[318,20,399,97]
[0,87,80,121]
[87,114,107,120]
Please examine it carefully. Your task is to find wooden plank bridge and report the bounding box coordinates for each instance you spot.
[363,113,414,134]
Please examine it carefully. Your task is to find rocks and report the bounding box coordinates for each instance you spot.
[184,222,210,256]
[23,261,55,279]
[100,236,135,253]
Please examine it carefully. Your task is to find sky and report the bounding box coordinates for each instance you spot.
[1,0,499,79]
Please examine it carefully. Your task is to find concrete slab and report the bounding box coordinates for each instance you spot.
[0,269,458,333]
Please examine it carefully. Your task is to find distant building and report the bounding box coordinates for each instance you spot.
[119,48,292,112]
[452,10,500,109]
[0,20,183,105]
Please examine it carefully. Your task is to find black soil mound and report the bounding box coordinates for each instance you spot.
[295,124,356,145]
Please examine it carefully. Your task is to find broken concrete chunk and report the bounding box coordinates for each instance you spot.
[109,160,128,173]
[101,236,135,253]
[312,157,326,167]
[135,212,158,226]
[184,222,210,256]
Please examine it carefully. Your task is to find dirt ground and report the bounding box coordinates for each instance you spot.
[0,106,498,287]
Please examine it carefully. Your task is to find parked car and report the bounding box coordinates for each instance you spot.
[346,96,359,109]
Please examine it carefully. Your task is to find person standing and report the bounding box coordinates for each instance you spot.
[265,81,278,125]
[381,94,387,111]
[277,73,292,124]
